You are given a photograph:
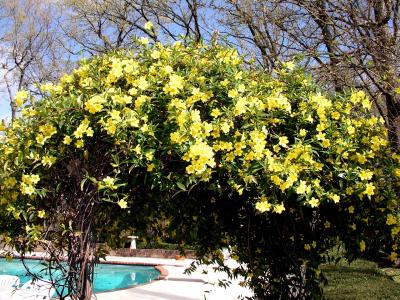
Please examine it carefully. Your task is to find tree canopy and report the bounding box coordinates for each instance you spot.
[0,41,399,299]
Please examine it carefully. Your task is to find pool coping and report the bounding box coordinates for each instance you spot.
[0,253,170,295]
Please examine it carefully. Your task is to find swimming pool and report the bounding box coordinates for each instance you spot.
[0,258,160,293]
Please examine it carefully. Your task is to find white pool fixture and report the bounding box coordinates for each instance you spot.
[127,235,139,249]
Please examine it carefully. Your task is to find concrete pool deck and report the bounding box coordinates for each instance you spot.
[100,256,252,300]
[0,251,253,299]
[97,257,253,300]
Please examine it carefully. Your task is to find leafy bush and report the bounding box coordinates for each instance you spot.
[0,41,399,298]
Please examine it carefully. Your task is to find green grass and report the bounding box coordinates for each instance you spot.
[322,259,400,299]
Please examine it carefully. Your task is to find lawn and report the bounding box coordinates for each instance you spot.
[322,259,400,299]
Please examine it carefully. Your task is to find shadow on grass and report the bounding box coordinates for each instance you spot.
[321,260,400,300]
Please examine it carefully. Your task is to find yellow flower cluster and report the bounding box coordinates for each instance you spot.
[14,90,29,107]
[19,43,397,216]
[85,95,106,114]
[36,124,57,145]
[20,174,40,196]
[1,42,399,265]
[184,141,216,175]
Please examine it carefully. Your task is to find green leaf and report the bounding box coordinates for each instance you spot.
[176,181,186,191]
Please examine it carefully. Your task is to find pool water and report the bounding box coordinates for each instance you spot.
[0,258,160,293]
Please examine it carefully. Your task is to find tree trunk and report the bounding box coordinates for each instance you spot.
[385,92,400,153]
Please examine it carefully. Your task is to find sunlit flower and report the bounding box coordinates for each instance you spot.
[144,21,153,31]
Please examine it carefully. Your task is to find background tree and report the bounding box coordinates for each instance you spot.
[214,0,400,151]
[2,0,400,152]
[0,0,73,120]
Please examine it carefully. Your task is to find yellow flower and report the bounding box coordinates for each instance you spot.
[128,87,138,95]
[273,203,285,214]
[36,134,46,145]
[255,197,272,213]
[233,71,242,80]
[347,125,355,135]
[32,175,40,184]
[392,227,400,237]
[228,89,238,98]
[170,131,185,144]
[147,163,155,172]
[63,135,72,145]
[220,122,231,134]
[134,145,141,155]
[331,111,340,120]
[359,169,373,181]
[112,94,132,105]
[316,122,327,132]
[220,79,229,87]
[41,155,56,167]
[359,240,366,252]
[299,129,307,137]
[80,77,93,87]
[39,124,57,139]
[162,65,173,74]
[350,90,365,104]
[21,108,37,117]
[22,174,40,185]
[137,76,149,90]
[185,140,215,175]
[278,136,289,147]
[60,74,74,84]
[145,151,154,161]
[346,187,353,195]
[310,93,332,108]
[85,95,106,113]
[321,139,330,148]
[308,197,319,208]
[100,176,117,190]
[330,194,340,204]
[38,210,46,219]
[75,139,84,148]
[362,98,371,109]
[73,118,91,138]
[389,252,398,262]
[163,74,184,95]
[386,214,397,226]
[4,177,17,188]
[14,90,29,107]
[138,37,149,45]
[144,21,153,31]
[211,108,221,118]
[151,50,161,59]
[20,183,35,195]
[140,123,149,133]
[348,206,355,214]
[282,61,295,70]
[117,199,128,209]
[135,95,150,110]
[364,183,375,196]
[296,180,308,194]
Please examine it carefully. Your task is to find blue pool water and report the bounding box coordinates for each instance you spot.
[0,258,160,293]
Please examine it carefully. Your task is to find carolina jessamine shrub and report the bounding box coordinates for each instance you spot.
[0,41,399,299]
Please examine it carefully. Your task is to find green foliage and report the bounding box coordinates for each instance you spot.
[0,41,399,298]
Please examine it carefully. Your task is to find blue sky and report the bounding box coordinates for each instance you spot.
[0,99,11,121]
[0,78,11,121]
